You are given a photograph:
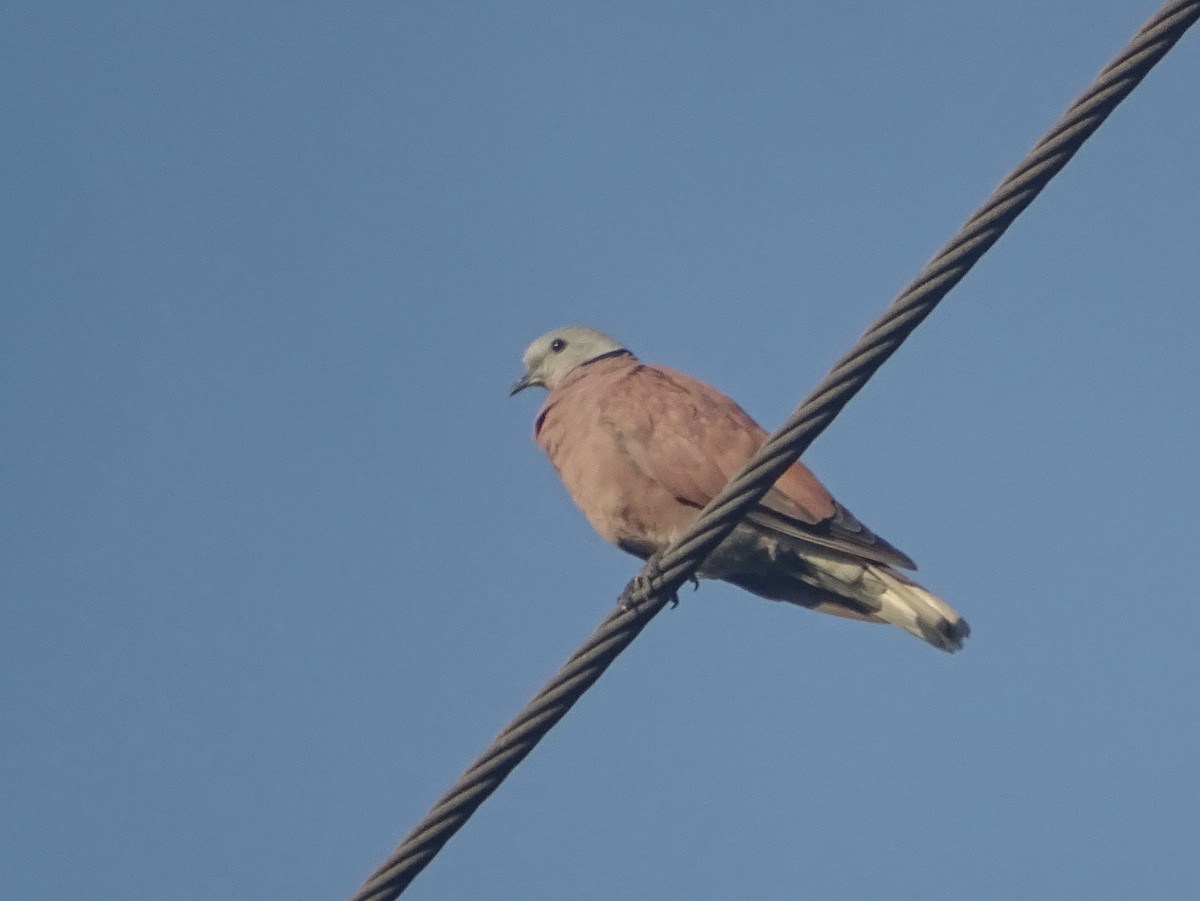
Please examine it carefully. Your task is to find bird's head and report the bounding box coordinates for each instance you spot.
[510,326,632,395]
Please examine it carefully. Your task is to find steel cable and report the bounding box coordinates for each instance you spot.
[350,2,1198,898]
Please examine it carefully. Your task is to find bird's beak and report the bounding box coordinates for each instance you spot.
[509,372,534,396]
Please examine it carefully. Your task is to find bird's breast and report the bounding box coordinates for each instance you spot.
[536,397,690,553]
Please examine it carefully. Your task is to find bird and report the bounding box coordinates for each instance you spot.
[511,326,969,653]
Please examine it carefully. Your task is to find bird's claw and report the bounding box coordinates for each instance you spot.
[620,552,691,612]
[621,569,669,612]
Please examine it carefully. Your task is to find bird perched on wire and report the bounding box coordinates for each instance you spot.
[511,325,969,653]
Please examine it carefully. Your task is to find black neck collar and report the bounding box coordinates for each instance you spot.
[583,348,634,367]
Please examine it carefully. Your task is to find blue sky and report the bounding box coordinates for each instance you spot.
[4,3,1199,899]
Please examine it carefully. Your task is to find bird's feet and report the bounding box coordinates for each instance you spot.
[618,552,699,612]
[620,550,670,611]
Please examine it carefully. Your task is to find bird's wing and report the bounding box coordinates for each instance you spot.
[612,364,916,570]
[750,492,917,570]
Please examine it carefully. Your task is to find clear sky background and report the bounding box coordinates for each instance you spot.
[4,3,1199,900]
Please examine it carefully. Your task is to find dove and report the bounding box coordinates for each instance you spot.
[511,326,969,652]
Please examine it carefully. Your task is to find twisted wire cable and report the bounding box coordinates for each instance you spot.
[350,3,1198,898]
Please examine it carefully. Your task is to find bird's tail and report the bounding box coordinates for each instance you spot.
[859,565,969,653]
[715,542,970,652]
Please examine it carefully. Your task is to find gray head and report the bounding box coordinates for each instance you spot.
[510,326,632,395]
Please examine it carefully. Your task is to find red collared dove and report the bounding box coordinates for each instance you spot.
[512,326,969,652]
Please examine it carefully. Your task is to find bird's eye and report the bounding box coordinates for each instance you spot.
[550,338,567,353]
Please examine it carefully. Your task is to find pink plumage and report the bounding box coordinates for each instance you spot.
[513,326,968,652]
